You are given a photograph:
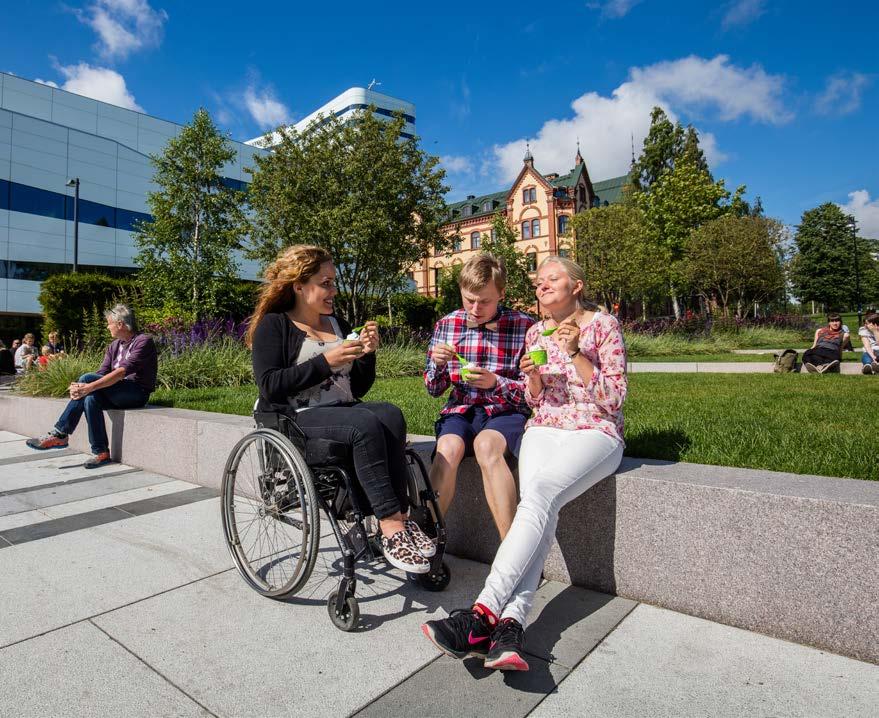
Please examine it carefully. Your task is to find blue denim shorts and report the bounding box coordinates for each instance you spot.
[434,406,527,458]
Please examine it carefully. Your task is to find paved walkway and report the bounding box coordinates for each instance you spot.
[0,430,876,717]
[629,361,863,373]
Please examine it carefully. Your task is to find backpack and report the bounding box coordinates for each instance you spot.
[773,349,798,373]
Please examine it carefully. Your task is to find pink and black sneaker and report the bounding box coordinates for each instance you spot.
[421,605,496,659]
[484,618,529,671]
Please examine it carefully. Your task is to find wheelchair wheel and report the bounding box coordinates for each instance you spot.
[221,428,320,599]
[327,591,359,631]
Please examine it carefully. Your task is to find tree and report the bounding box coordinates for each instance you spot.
[134,108,245,321]
[630,107,712,192]
[246,108,448,325]
[571,204,667,312]
[685,215,785,317]
[789,203,860,310]
[480,212,535,311]
[636,158,745,316]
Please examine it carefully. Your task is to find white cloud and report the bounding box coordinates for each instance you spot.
[814,72,871,116]
[441,155,474,174]
[76,0,168,60]
[840,190,879,239]
[586,0,645,18]
[243,84,291,129]
[722,0,766,30]
[628,55,790,124]
[50,63,143,111]
[491,54,785,184]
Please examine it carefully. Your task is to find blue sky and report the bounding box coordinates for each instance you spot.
[2,0,877,235]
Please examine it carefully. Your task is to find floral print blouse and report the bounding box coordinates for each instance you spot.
[525,311,627,444]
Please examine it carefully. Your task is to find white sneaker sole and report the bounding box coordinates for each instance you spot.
[384,550,430,574]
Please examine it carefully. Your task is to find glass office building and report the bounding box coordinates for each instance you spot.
[0,71,264,329]
[0,72,417,333]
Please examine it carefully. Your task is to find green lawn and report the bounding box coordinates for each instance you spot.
[152,374,879,481]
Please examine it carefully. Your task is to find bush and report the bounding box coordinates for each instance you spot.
[156,340,252,390]
[389,292,438,332]
[38,272,140,342]
[436,265,463,318]
[14,352,103,397]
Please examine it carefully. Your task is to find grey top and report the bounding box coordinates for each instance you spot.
[290,316,355,410]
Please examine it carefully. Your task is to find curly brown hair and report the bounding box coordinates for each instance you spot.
[245,244,333,348]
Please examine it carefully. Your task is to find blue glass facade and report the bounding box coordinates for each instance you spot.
[0,71,263,316]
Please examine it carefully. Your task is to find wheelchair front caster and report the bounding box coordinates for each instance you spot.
[408,561,451,592]
[327,591,359,631]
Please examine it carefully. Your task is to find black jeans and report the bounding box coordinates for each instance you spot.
[802,347,841,367]
[294,401,409,520]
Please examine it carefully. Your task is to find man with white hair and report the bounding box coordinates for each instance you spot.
[26,304,158,469]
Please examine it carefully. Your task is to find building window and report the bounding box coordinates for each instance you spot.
[453,236,462,252]
[558,246,571,259]
[522,187,536,204]
[531,219,540,237]
[521,221,531,239]
[433,268,442,297]
[526,252,537,272]
[482,201,492,212]
[558,215,569,235]
[471,231,480,250]
[491,228,497,241]
[462,205,471,217]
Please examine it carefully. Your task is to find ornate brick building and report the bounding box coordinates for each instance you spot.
[412,146,628,295]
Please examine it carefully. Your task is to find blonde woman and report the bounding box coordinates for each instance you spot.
[422,255,627,671]
[247,245,434,574]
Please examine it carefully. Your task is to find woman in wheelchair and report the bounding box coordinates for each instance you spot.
[246,244,435,575]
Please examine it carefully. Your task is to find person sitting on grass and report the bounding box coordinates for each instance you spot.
[424,253,534,540]
[421,256,627,672]
[37,345,52,369]
[248,244,435,575]
[802,314,848,373]
[47,331,65,356]
[26,304,157,469]
[858,313,879,375]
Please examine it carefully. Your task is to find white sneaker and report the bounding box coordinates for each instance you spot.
[381,530,430,574]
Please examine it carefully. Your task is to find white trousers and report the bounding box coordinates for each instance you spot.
[475,426,623,626]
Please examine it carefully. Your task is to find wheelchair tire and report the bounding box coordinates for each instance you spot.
[409,561,451,592]
[327,591,359,631]
[221,428,320,599]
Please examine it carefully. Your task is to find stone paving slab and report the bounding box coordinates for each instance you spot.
[93,556,492,718]
[357,652,568,718]
[0,430,26,443]
[0,477,201,532]
[530,604,879,718]
[0,469,174,516]
[628,361,863,374]
[0,621,207,717]
[521,580,637,668]
[0,498,231,647]
[0,450,134,492]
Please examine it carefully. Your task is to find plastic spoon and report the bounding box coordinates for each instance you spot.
[541,327,558,336]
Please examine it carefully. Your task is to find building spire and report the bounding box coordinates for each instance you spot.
[524,142,534,167]
[630,132,636,167]
[575,138,583,167]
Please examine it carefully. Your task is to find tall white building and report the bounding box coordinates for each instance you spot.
[246,86,416,147]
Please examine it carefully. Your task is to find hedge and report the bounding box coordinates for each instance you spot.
[38,272,139,340]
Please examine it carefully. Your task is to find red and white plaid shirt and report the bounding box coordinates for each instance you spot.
[424,307,535,417]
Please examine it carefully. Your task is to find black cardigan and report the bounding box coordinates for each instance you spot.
[252,312,377,411]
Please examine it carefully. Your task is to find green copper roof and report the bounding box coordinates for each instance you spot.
[445,190,508,221]
[591,175,630,205]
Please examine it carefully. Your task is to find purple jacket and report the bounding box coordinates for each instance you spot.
[97,333,158,393]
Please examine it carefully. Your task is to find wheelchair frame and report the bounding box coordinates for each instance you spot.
[221,410,450,631]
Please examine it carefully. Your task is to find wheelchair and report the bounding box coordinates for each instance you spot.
[220,409,450,631]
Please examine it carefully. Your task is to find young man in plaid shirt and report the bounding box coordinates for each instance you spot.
[424,253,534,538]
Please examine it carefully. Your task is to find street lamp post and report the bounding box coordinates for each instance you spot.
[851,220,862,328]
[66,178,80,273]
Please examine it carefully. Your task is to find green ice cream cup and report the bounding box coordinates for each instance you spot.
[529,348,548,366]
